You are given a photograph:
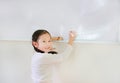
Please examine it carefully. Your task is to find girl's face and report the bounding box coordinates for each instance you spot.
[33,33,53,53]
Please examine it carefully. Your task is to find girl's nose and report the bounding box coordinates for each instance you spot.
[46,43,51,46]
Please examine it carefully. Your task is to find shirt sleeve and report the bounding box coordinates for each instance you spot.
[42,44,73,64]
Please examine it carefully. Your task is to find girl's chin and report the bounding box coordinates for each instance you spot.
[44,50,52,53]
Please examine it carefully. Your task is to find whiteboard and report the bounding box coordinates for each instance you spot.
[0,0,120,42]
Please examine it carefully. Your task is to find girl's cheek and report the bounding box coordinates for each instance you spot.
[38,46,44,51]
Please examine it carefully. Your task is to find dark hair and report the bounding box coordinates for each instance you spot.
[32,29,57,54]
[32,29,51,42]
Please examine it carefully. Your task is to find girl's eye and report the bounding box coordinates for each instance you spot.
[48,40,52,42]
[43,41,46,43]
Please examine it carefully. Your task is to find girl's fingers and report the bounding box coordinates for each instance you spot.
[70,31,76,37]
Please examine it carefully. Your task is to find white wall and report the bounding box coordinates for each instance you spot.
[0,0,120,42]
[0,41,33,83]
[0,41,120,83]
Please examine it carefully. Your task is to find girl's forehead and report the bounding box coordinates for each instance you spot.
[39,33,51,39]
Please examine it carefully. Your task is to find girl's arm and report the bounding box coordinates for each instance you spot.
[52,36,63,41]
[42,31,76,64]
[43,44,73,64]
[52,31,76,43]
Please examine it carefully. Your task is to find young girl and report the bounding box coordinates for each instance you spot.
[31,29,76,83]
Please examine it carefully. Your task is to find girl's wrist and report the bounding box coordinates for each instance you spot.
[68,38,74,45]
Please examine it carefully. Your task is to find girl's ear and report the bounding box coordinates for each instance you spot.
[32,41,38,48]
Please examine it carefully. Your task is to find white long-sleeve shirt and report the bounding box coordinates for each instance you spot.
[31,44,73,83]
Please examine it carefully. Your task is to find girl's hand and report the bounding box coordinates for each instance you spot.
[52,36,63,41]
[69,31,76,38]
[44,47,56,53]
[57,36,63,41]
[68,31,76,45]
